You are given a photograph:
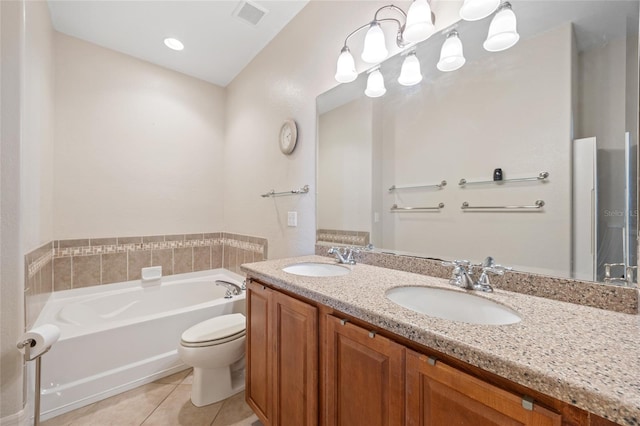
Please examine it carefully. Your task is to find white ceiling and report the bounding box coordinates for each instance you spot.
[48,0,309,87]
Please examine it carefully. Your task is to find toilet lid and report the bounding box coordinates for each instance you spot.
[181,313,246,344]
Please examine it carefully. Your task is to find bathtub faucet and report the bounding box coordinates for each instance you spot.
[215,280,243,298]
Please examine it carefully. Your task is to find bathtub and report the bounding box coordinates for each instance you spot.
[33,269,246,421]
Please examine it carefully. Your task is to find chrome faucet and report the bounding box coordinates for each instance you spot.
[328,246,360,265]
[215,280,243,298]
[442,260,475,289]
[442,257,511,292]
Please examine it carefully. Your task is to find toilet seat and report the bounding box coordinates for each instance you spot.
[181,313,246,348]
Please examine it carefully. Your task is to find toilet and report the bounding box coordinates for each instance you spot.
[178,313,246,407]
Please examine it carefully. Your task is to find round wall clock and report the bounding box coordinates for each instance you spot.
[279,119,298,155]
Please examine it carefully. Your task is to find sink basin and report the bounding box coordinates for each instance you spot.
[282,262,351,277]
[386,286,521,325]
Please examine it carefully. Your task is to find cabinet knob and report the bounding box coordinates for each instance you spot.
[340,319,349,326]
[368,331,377,338]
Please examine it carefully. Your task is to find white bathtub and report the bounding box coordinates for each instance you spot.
[34,269,246,421]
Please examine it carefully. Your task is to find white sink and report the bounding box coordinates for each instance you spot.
[386,286,521,325]
[282,262,351,277]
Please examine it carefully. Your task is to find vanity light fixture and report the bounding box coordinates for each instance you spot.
[334,0,521,97]
[164,37,184,51]
[361,22,389,63]
[365,68,386,98]
[437,30,466,72]
[459,0,500,21]
[398,51,423,86]
[335,46,357,83]
[334,1,435,87]
[483,2,520,52]
[403,0,436,43]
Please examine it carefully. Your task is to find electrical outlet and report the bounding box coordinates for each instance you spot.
[287,211,298,227]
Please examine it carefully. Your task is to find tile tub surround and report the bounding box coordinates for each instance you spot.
[315,244,639,314]
[52,233,267,291]
[242,255,640,425]
[24,233,266,330]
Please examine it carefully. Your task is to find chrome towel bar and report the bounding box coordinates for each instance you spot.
[391,203,445,212]
[389,180,447,191]
[459,171,549,186]
[461,200,545,210]
[261,184,309,198]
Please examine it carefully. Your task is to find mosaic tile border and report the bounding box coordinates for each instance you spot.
[53,235,265,259]
[55,239,222,258]
[28,248,54,278]
[317,229,370,246]
[315,243,639,314]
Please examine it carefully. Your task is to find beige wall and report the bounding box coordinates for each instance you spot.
[23,0,55,252]
[1,0,56,421]
[1,1,26,420]
[318,97,373,232]
[224,0,461,259]
[53,33,227,239]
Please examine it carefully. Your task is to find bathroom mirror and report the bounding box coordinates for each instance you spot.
[316,1,640,284]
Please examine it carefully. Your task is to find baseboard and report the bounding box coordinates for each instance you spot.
[0,408,28,426]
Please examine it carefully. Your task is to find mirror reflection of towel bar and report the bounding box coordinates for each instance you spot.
[461,200,545,210]
[389,181,447,191]
[391,203,445,212]
[459,172,549,186]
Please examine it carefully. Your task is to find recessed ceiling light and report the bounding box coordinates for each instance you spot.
[164,38,184,51]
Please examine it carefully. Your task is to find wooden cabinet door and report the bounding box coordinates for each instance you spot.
[272,291,318,426]
[406,350,562,426]
[324,315,405,426]
[246,281,273,425]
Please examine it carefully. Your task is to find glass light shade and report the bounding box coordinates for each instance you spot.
[365,69,386,98]
[335,47,357,83]
[398,53,423,86]
[403,0,435,43]
[361,22,388,63]
[483,3,520,52]
[459,0,500,21]
[437,32,466,72]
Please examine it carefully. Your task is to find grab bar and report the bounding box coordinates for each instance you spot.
[391,203,445,212]
[389,180,447,191]
[459,171,549,186]
[261,184,309,198]
[461,200,545,210]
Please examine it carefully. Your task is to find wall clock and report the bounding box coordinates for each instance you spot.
[279,119,298,155]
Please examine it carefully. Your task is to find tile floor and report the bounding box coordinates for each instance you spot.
[42,369,262,426]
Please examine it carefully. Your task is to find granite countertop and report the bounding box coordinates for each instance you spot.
[241,255,640,426]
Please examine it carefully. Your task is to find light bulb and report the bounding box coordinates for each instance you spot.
[335,47,357,83]
[437,31,466,72]
[361,22,388,63]
[483,2,520,52]
[403,0,435,43]
[365,69,386,98]
[398,52,422,86]
[459,0,500,21]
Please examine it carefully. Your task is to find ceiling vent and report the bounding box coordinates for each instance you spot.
[233,0,268,26]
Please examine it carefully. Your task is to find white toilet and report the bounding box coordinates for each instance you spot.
[178,313,246,407]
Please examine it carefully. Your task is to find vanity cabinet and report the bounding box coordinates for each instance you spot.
[246,280,318,426]
[246,278,620,426]
[324,315,405,426]
[405,350,562,426]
